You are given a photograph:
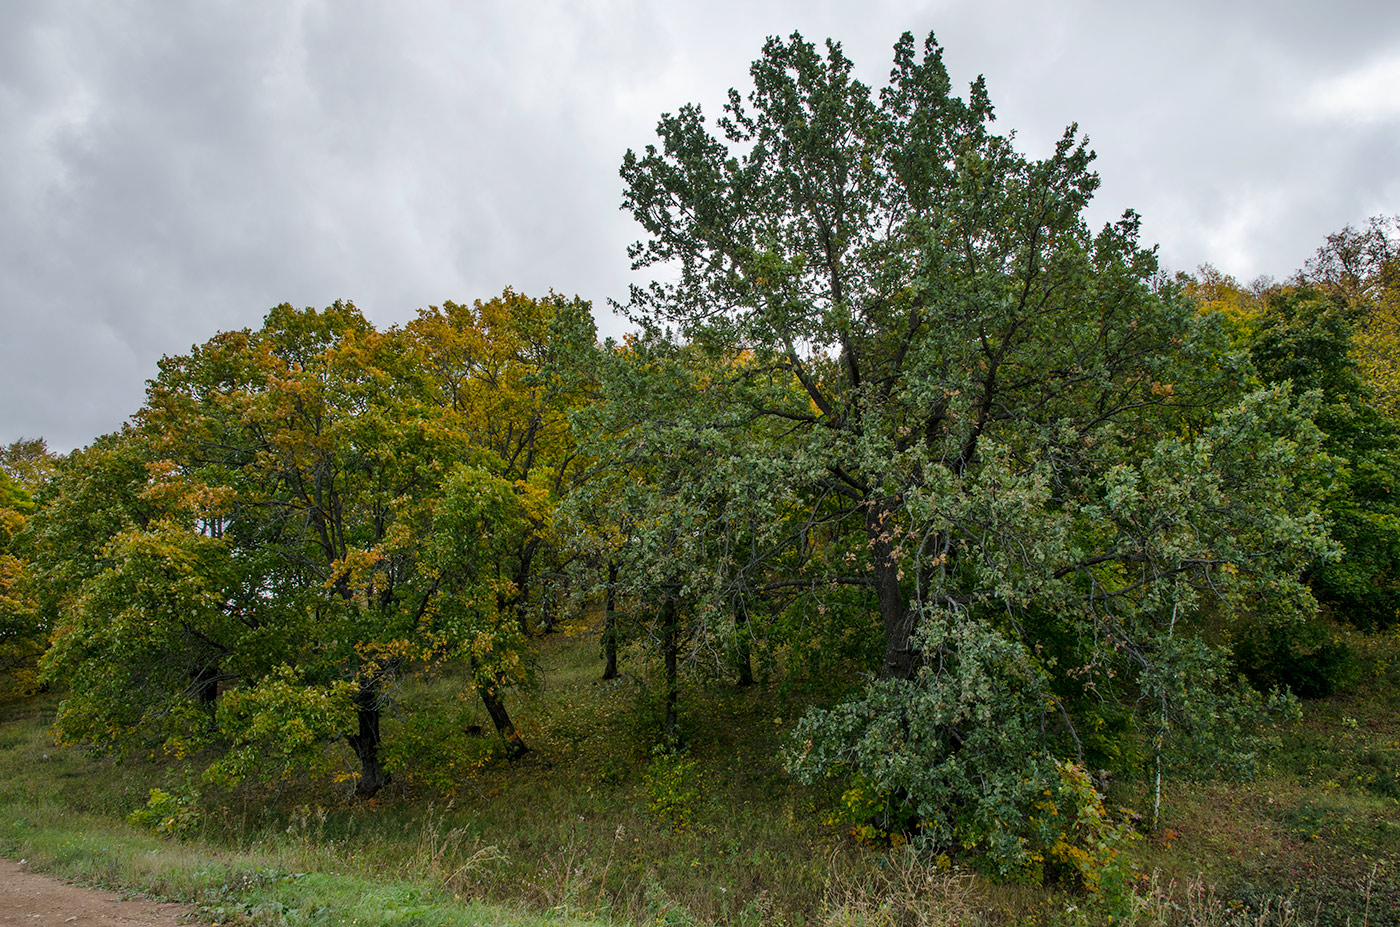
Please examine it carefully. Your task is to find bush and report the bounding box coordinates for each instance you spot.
[383,698,495,795]
[205,666,356,789]
[1234,617,1358,698]
[787,609,1137,897]
[642,744,702,831]
[128,787,201,838]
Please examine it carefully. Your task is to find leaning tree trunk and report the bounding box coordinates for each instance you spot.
[346,682,391,796]
[471,655,528,759]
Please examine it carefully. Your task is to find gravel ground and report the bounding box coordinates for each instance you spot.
[0,859,192,927]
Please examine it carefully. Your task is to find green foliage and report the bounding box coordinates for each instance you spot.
[772,589,885,700]
[3,624,1398,925]
[1043,761,1138,915]
[0,469,40,692]
[10,25,1392,909]
[1140,634,1302,783]
[1016,606,1142,775]
[425,464,530,680]
[643,744,703,832]
[1247,286,1400,631]
[788,610,1080,881]
[599,29,1343,884]
[27,292,592,792]
[0,437,58,496]
[828,775,902,846]
[788,609,1300,890]
[0,468,32,515]
[1233,617,1359,698]
[381,695,495,794]
[128,786,202,838]
[42,516,243,757]
[24,429,158,639]
[1304,215,1400,420]
[561,333,782,739]
[405,290,598,636]
[205,666,356,788]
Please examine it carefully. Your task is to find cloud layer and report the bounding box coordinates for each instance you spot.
[3,0,1398,450]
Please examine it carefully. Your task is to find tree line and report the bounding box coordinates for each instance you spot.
[1,31,1398,886]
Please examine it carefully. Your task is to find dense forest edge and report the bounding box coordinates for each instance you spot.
[2,30,1400,927]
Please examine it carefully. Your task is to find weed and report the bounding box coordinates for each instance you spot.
[643,745,703,832]
[128,786,202,838]
[1127,872,1312,927]
[5,621,1400,925]
[819,847,986,927]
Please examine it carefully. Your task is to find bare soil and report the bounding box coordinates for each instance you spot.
[0,859,192,927]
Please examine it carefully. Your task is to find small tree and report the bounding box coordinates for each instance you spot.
[565,335,745,742]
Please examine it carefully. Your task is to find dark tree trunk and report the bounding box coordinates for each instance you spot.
[190,662,219,709]
[539,575,557,634]
[734,600,754,687]
[471,656,528,760]
[346,683,390,796]
[602,561,619,680]
[513,538,541,635]
[541,572,570,634]
[868,500,917,680]
[662,597,679,743]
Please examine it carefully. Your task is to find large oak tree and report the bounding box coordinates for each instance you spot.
[617,31,1332,873]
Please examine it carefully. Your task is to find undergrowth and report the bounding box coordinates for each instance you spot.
[1,618,1398,925]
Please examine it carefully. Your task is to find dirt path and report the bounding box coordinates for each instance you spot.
[0,859,193,926]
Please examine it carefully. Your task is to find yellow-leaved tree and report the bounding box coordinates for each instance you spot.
[37,292,594,796]
[1305,215,1400,419]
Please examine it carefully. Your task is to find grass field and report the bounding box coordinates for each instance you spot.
[1,617,1397,926]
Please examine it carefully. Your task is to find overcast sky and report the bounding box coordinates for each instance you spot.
[4,0,1398,451]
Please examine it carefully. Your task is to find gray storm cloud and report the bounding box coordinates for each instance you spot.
[2,0,1397,450]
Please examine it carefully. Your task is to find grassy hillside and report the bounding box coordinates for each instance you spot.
[1,616,1397,926]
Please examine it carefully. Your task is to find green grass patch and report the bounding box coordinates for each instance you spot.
[0,693,603,926]
[1119,631,1400,926]
[4,619,1400,925]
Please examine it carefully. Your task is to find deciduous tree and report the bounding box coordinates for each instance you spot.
[619,30,1332,872]
[0,469,39,691]
[1304,215,1400,418]
[402,290,596,636]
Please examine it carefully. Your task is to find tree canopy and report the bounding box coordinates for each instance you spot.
[612,30,1332,874]
[4,27,1384,894]
[35,293,594,794]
